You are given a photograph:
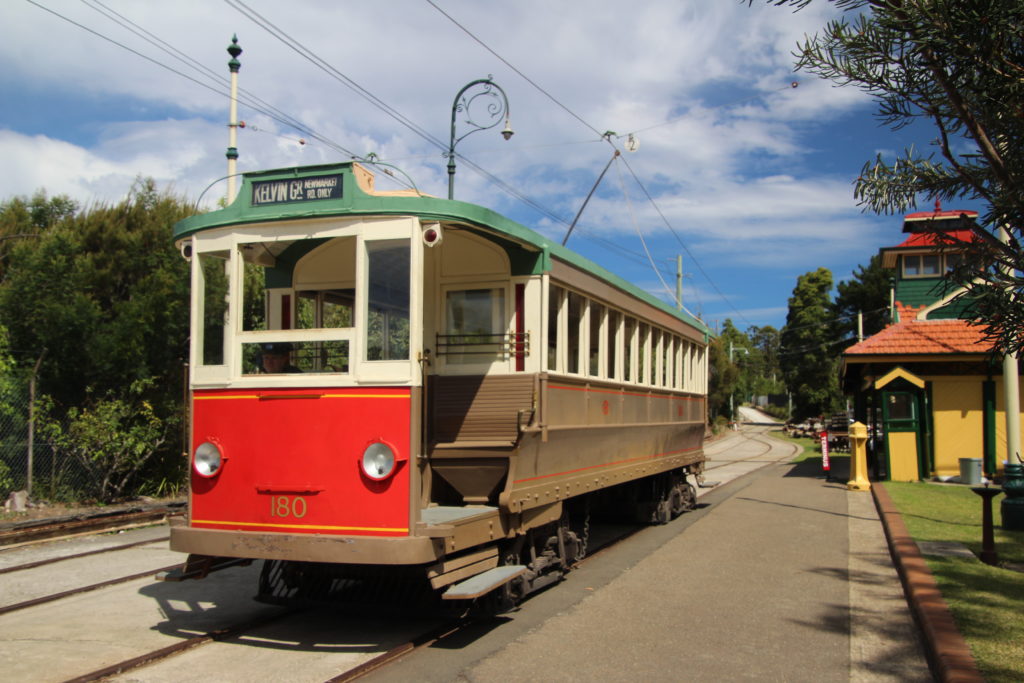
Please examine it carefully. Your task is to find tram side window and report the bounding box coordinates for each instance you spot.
[199,252,228,366]
[296,289,354,329]
[607,309,618,380]
[589,303,603,376]
[445,288,506,363]
[366,240,411,361]
[623,316,635,382]
[567,292,583,374]
[547,285,562,372]
[651,328,662,386]
[638,323,650,385]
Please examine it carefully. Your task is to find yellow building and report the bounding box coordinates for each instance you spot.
[841,205,1023,481]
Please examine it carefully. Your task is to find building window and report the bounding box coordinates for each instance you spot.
[903,253,940,277]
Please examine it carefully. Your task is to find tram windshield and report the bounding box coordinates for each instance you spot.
[191,231,413,383]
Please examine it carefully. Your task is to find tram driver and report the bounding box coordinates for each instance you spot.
[259,342,302,374]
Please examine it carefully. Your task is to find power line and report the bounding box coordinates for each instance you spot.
[425,0,605,140]
[426,0,750,327]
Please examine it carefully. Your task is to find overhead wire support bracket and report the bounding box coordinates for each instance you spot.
[561,148,621,247]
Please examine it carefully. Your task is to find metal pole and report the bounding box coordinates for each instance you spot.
[448,78,512,200]
[562,150,619,246]
[226,35,242,202]
[26,350,45,498]
[676,255,683,311]
[1001,226,1021,463]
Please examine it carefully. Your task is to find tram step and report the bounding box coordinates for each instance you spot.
[441,564,527,600]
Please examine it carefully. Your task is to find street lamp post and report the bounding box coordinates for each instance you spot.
[447,77,513,200]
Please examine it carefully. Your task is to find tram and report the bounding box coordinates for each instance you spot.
[166,161,710,604]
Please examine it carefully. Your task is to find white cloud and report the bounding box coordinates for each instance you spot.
[0,0,922,329]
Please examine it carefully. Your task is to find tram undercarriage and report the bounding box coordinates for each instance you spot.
[250,466,700,611]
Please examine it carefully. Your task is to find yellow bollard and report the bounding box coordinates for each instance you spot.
[848,421,871,491]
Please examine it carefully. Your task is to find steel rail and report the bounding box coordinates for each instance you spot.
[0,505,182,547]
[0,535,170,575]
[0,562,182,616]
[61,608,301,683]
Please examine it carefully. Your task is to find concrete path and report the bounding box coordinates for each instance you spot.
[357,420,928,683]
[460,456,930,682]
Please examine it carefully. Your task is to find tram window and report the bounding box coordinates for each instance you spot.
[241,263,268,331]
[547,286,561,372]
[607,310,618,380]
[444,288,506,364]
[366,240,410,361]
[242,340,349,375]
[623,317,635,383]
[589,302,603,376]
[638,323,650,385]
[663,334,673,388]
[567,292,583,375]
[198,252,228,366]
[651,329,662,386]
[295,289,354,329]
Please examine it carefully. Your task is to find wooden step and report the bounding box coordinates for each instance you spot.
[441,565,527,600]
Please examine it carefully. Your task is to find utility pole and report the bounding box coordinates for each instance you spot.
[729,341,748,421]
[226,35,242,203]
[675,255,683,311]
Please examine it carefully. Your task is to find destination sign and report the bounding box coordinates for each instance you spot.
[251,174,344,206]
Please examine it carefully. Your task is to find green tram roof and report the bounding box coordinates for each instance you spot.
[174,162,710,339]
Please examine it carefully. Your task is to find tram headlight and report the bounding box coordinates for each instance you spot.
[193,441,224,478]
[361,441,397,480]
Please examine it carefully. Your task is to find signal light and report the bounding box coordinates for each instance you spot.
[422,223,443,248]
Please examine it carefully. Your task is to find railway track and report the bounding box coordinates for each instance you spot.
[0,502,183,547]
[1,427,798,682]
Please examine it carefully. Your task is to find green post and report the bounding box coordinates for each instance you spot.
[983,379,996,478]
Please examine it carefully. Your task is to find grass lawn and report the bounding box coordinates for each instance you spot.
[885,482,1024,683]
[764,431,817,462]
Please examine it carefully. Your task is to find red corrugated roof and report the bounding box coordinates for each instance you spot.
[894,228,977,248]
[846,317,991,355]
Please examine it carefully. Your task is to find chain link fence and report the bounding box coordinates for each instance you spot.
[1,380,89,505]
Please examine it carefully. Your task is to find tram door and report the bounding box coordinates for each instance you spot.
[881,387,924,481]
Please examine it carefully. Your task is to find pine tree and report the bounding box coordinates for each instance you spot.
[780,268,842,420]
[761,0,1024,353]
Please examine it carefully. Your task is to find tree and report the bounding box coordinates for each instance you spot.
[833,254,895,343]
[0,179,193,413]
[746,325,786,399]
[761,0,1024,354]
[707,336,739,421]
[37,380,171,502]
[0,179,195,500]
[0,191,78,278]
[780,268,843,420]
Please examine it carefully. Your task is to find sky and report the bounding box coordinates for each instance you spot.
[0,0,962,332]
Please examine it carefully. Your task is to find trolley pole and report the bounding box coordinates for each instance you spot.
[226,35,242,202]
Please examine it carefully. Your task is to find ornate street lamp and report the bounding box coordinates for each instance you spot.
[447,77,513,200]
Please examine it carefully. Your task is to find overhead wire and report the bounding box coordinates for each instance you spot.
[40,0,786,327]
[426,0,759,324]
[612,157,678,304]
[31,0,420,191]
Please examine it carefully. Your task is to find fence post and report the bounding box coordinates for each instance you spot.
[26,350,45,498]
